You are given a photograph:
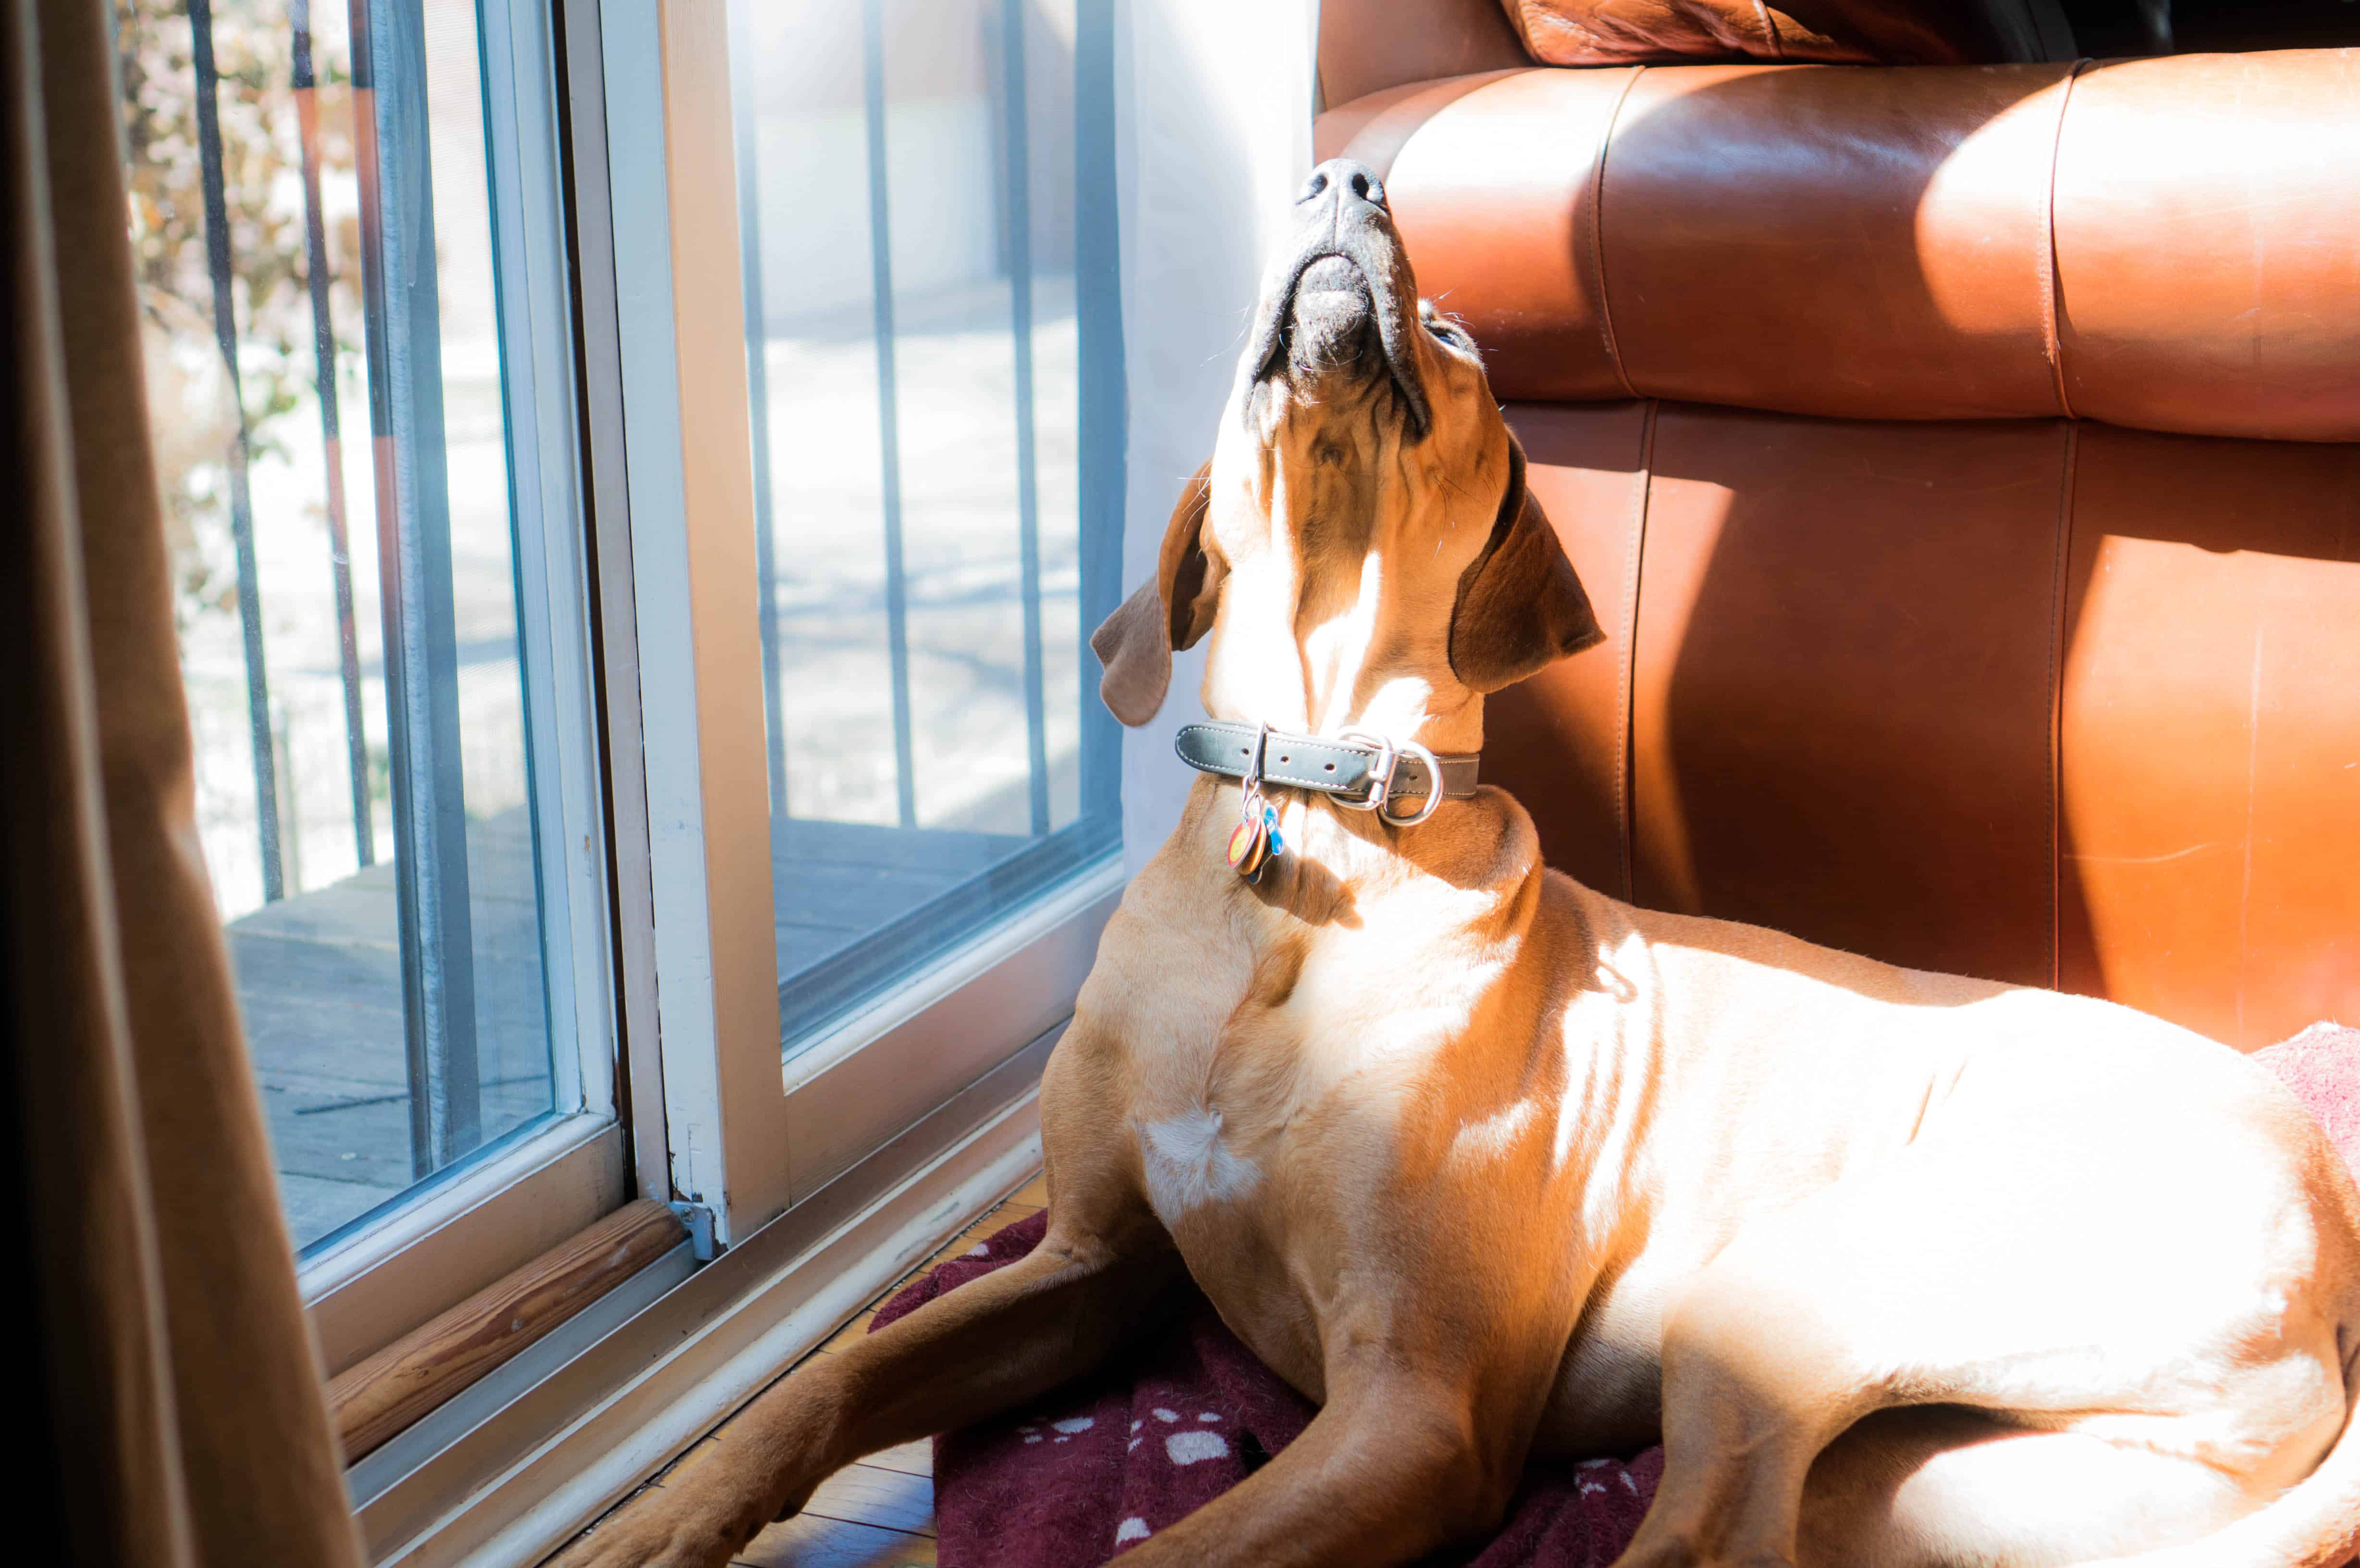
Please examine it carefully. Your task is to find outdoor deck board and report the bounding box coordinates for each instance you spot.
[230,807,1026,1249]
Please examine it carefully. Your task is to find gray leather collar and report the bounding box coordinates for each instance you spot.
[1175,721,1480,814]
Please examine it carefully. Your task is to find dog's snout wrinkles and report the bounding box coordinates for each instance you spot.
[1245,157,1429,434]
[1300,158,1387,215]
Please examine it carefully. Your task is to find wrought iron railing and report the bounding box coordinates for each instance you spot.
[737,0,1103,848]
[175,0,1127,1136]
[733,0,1126,1047]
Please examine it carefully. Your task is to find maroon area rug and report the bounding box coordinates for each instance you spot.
[874,1022,2360,1566]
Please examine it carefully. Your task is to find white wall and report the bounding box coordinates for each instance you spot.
[1115,0,1318,875]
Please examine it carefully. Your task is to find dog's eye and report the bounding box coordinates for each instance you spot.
[1416,314,1473,349]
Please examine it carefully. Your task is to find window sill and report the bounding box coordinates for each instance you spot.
[361,1041,1050,1565]
[777,855,1122,1200]
[306,1114,625,1379]
[347,809,1121,1563]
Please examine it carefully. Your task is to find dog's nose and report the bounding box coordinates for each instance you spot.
[1299,158,1387,215]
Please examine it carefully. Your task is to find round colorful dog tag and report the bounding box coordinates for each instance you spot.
[1227,813,1270,878]
[1228,798,1282,882]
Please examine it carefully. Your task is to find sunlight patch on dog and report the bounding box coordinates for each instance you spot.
[1138,1108,1261,1226]
[1453,1098,1538,1164]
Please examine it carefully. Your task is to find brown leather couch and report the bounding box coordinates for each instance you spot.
[1316,0,2359,1051]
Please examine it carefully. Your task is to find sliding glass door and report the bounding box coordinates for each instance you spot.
[581,0,1124,1243]
[117,0,614,1259]
[127,0,1123,1288]
[729,0,1124,1055]
[112,0,1128,1541]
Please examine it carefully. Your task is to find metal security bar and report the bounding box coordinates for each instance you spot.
[349,0,483,1175]
[291,0,376,870]
[188,0,285,904]
[998,0,1052,839]
[858,0,920,831]
[729,0,789,821]
[1075,0,1124,828]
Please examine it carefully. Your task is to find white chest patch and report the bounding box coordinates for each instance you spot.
[1136,1107,1261,1227]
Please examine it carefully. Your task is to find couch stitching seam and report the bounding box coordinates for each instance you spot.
[2048,420,2078,991]
[1621,399,1659,902]
[2040,60,2087,421]
[1592,67,1644,400]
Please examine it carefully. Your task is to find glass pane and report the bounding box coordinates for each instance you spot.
[118,0,589,1249]
[733,0,1121,1055]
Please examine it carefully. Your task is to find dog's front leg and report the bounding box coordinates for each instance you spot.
[556,1220,1183,1568]
[1118,1367,1526,1568]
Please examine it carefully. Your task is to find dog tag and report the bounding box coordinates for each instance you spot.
[1227,798,1282,883]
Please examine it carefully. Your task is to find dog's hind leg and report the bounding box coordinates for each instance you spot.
[1612,1132,2346,1568]
[1795,1405,2255,1568]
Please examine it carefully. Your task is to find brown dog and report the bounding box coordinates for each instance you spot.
[563,159,2360,1568]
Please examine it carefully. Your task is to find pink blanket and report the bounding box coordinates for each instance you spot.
[873,1022,2360,1565]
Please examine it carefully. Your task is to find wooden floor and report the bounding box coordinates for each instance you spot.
[557,1170,1050,1567]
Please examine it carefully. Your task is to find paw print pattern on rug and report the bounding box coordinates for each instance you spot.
[1101,1385,1257,1554]
[1164,1426,1227,1466]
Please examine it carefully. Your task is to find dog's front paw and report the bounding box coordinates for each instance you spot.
[550,1514,727,1568]
[550,1470,774,1568]
[1610,1519,1792,1568]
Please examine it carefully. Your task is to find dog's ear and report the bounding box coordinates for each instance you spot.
[1091,462,1227,726]
[1447,434,1604,694]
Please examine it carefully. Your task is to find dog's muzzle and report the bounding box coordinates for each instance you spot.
[1242,159,1431,438]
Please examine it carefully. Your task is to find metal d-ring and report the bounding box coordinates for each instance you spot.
[1337,728,1444,827]
[1380,739,1445,827]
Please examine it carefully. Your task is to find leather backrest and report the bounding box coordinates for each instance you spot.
[1318,27,2360,1047]
[1497,0,2075,67]
[1319,51,2360,442]
[1489,403,2360,1050]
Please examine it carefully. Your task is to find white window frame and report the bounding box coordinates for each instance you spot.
[599,0,795,1245]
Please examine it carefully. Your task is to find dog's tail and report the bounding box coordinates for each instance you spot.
[2074,1351,2360,1568]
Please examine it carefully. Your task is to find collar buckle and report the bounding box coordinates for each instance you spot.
[1336,727,1446,827]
